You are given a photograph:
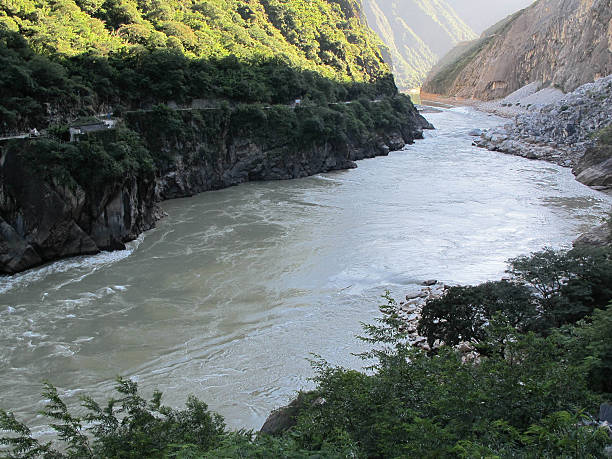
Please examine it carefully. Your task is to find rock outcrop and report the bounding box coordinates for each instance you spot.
[573,222,611,247]
[0,144,159,274]
[475,75,612,187]
[573,127,612,189]
[126,103,432,200]
[423,0,612,101]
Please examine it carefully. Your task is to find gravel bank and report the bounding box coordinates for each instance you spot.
[476,75,612,169]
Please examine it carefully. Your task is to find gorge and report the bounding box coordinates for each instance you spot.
[2,0,612,456]
[2,106,611,434]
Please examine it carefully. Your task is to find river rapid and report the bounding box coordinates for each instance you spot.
[1,106,611,432]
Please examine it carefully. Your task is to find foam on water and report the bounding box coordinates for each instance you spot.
[0,234,145,295]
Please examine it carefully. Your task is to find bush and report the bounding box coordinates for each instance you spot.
[0,378,226,458]
[508,246,612,328]
[417,280,536,348]
[418,247,612,349]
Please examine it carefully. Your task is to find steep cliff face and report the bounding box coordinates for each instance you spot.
[0,100,431,274]
[131,102,431,201]
[361,0,476,89]
[423,0,612,100]
[0,144,158,274]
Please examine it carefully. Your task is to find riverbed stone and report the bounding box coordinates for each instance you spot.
[600,404,612,423]
[476,75,612,179]
[260,398,301,435]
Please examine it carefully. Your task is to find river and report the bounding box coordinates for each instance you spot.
[1,106,611,432]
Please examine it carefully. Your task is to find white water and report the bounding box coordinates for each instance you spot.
[1,106,611,432]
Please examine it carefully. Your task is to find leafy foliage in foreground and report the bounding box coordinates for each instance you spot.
[419,246,612,349]
[2,248,611,458]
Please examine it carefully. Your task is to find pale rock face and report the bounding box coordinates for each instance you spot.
[608,17,612,53]
[475,75,612,189]
[423,0,612,101]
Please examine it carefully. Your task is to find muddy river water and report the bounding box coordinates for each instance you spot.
[2,106,611,431]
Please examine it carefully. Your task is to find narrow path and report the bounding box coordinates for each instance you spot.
[0,134,28,141]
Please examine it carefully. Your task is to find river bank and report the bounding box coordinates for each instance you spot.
[0,98,432,275]
[423,76,612,195]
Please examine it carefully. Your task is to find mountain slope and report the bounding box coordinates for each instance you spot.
[0,0,394,132]
[422,0,612,100]
[362,0,476,89]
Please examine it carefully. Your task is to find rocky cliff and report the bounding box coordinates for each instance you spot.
[0,99,432,274]
[0,140,158,274]
[422,0,612,100]
[476,75,612,189]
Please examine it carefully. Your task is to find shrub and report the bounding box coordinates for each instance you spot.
[0,378,226,458]
[417,281,536,348]
[508,247,612,328]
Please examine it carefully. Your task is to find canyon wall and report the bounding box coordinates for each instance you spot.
[0,100,431,274]
[423,0,612,100]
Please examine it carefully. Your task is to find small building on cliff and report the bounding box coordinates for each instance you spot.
[69,118,115,142]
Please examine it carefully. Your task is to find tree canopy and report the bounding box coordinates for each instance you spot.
[0,0,395,133]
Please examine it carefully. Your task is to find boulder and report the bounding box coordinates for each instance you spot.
[261,393,320,436]
[0,218,42,274]
[600,403,612,423]
[573,223,611,248]
[261,398,301,435]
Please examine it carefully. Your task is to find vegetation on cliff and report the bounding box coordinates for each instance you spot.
[4,93,421,201]
[2,246,611,457]
[0,0,393,133]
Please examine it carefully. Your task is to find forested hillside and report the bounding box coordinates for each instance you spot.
[361,0,476,89]
[0,0,393,133]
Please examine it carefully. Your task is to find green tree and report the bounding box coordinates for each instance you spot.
[417,280,536,348]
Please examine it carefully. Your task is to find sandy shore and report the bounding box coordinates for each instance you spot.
[420,83,565,118]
